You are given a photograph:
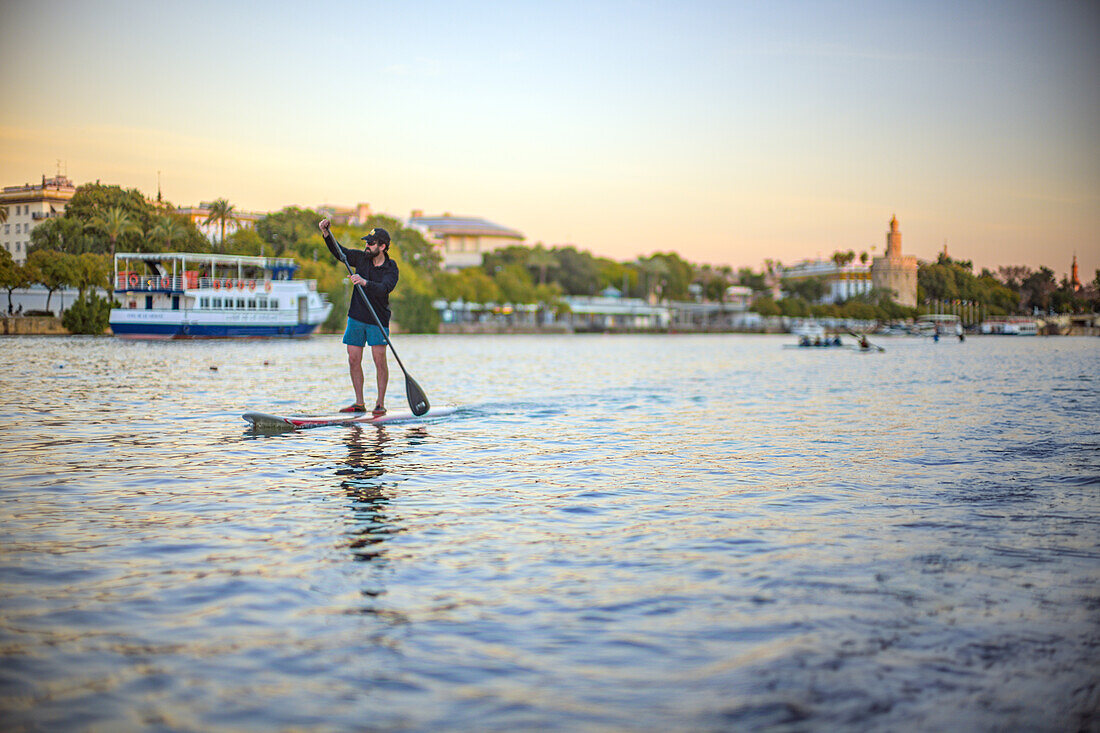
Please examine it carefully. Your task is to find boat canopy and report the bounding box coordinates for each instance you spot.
[114,252,298,271]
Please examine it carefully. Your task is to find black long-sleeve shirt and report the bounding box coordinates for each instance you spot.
[324,232,399,327]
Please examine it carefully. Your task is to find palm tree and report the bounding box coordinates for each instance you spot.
[203,199,237,250]
[527,245,557,286]
[149,216,188,251]
[636,257,670,302]
[87,206,141,258]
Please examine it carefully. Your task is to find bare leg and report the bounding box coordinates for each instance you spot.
[371,344,388,410]
[347,345,365,406]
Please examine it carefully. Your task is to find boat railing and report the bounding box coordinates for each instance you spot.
[116,273,188,292]
[115,273,277,293]
[196,276,270,292]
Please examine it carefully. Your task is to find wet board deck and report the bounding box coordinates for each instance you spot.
[243,405,457,430]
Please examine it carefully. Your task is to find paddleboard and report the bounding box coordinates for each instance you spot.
[243,405,457,430]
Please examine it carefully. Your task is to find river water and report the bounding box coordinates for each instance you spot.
[1,334,1097,731]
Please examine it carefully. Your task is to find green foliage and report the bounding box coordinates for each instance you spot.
[778,297,811,318]
[644,252,693,300]
[389,260,440,333]
[0,248,29,314]
[737,267,768,293]
[550,246,601,295]
[71,253,111,297]
[493,263,536,304]
[62,293,112,335]
[87,206,143,255]
[920,256,1019,315]
[65,184,154,253]
[781,276,829,303]
[255,207,322,257]
[391,225,442,271]
[750,295,781,316]
[26,250,77,310]
[434,268,500,303]
[203,199,237,250]
[696,264,735,302]
[225,228,266,256]
[148,215,203,253]
[29,217,91,255]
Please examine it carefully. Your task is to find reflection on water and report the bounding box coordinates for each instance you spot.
[0,334,1097,731]
[339,426,393,563]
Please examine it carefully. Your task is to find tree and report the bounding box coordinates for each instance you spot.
[149,215,190,251]
[832,250,856,267]
[1019,267,1057,313]
[737,267,767,293]
[255,206,321,256]
[750,295,781,316]
[0,247,24,313]
[87,206,142,258]
[224,228,266,256]
[26,250,76,312]
[65,183,155,252]
[635,256,671,301]
[61,292,112,334]
[70,253,111,298]
[0,205,8,224]
[203,198,237,250]
[782,276,829,303]
[29,217,90,255]
[551,246,601,295]
[389,260,440,333]
[494,263,536,304]
[526,246,558,286]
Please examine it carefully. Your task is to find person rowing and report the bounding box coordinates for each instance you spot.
[318,219,399,415]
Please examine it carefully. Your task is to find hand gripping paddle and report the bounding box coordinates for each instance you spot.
[335,243,430,416]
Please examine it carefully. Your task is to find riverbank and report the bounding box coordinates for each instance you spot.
[1,316,68,336]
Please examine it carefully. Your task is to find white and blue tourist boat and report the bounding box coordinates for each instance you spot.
[110,252,333,339]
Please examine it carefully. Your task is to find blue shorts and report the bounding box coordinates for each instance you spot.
[342,317,389,348]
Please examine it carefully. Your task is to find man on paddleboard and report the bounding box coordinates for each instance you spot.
[319,219,399,415]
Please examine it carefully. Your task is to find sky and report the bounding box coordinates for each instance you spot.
[1,0,1097,278]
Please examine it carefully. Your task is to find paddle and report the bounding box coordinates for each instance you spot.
[333,241,430,416]
[848,330,886,352]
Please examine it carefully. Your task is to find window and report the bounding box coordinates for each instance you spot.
[236,298,245,309]
[212,298,222,308]
[247,299,256,310]
[15,242,20,252]
[200,297,209,308]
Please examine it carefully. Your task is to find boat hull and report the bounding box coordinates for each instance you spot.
[110,321,322,339]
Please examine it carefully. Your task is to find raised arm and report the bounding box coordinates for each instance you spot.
[318,218,360,267]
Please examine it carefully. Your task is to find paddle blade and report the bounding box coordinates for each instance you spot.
[405,374,430,416]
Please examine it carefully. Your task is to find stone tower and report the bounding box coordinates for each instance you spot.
[871,215,919,308]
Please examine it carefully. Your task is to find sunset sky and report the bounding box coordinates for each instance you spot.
[2,0,1097,277]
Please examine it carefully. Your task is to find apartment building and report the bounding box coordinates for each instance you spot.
[0,175,77,264]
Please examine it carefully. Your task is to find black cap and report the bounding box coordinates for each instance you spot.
[361,228,390,247]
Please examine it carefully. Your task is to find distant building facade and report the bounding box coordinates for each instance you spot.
[781,259,872,303]
[1,175,77,264]
[871,215,918,307]
[317,203,373,227]
[177,203,264,244]
[407,210,524,271]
